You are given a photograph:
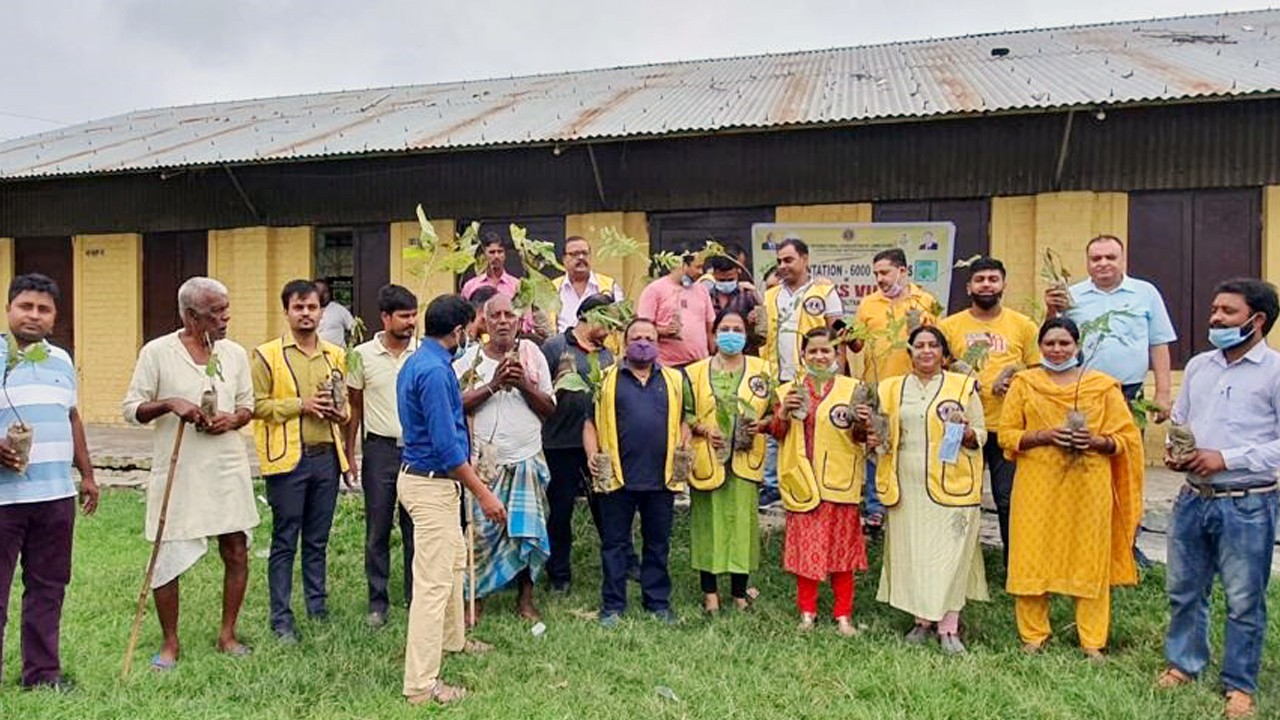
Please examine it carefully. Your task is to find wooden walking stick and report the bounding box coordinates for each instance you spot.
[122,421,187,679]
[466,496,477,627]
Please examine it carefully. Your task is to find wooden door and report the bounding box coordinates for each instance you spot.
[143,231,208,341]
[353,224,390,335]
[648,207,775,278]
[13,237,74,357]
[458,216,567,288]
[874,199,991,314]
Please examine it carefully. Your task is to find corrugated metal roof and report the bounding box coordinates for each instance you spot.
[2,9,1278,179]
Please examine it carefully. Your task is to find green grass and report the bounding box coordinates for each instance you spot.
[4,486,1277,719]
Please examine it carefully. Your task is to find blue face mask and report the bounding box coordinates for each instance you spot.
[1208,315,1258,350]
[1041,356,1079,373]
[452,330,469,361]
[713,280,738,295]
[716,331,746,355]
[680,274,694,288]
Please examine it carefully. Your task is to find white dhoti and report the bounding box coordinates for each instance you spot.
[151,531,253,589]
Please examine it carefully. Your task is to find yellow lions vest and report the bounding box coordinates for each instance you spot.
[593,364,685,493]
[253,337,351,476]
[875,371,983,507]
[763,282,832,373]
[685,356,772,490]
[776,375,866,512]
[547,273,617,331]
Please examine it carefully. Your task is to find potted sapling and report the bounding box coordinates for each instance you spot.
[1062,308,1136,459]
[1041,248,1075,310]
[201,332,223,418]
[2,334,49,472]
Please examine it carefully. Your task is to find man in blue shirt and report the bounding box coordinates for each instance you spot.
[1158,278,1280,719]
[0,274,98,691]
[395,294,506,706]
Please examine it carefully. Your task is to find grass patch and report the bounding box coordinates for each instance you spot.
[3,486,1277,719]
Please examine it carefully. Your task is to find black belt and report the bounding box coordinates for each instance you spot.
[400,464,445,480]
[365,433,400,445]
[301,443,334,457]
[1184,482,1277,499]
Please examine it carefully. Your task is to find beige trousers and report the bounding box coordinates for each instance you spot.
[397,472,466,697]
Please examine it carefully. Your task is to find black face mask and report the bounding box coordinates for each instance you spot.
[971,291,1002,310]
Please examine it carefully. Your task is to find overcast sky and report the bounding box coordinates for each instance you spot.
[0,0,1257,140]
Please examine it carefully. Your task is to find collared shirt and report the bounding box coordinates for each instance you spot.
[347,332,417,439]
[855,283,937,383]
[398,339,469,473]
[556,273,625,333]
[0,339,77,506]
[251,335,340,445]
[542,329,615,449]
[1065,275,1177,385]
[777,279,843,381]
[461,271,520,300]
[1171,341,1280,489]
[637,278,716,368]
[614,365,670,491]
[318,302,354,347]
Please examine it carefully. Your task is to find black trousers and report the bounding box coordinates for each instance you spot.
[599,489,674,614]
[983,433,1017,567]
[266,449,339,629]
[363,436,414,613]
[545,447,612,586]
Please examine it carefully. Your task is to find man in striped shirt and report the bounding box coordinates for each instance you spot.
[0,273,97,691]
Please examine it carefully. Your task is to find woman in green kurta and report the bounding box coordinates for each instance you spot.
[684,310,773,614]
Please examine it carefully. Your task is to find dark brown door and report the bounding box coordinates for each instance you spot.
[1130,189,1261,368]
[458,216,568,288]
[874,199,991,314]
[143,231,208,342]
[648,207,775,278]
[13,237,74,357]
[352,224,390,335]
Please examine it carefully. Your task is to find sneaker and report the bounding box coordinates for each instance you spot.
[367,610,387,629]
[549,580,571,595]
[599,612,622,629]
[648,608,678,625]
[21,676,76,693]
[273,625,300,645]
[758,486,781,509]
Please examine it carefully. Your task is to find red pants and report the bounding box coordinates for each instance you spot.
[795,572,854,618]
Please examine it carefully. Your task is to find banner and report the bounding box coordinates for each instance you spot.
[750,222,957,315]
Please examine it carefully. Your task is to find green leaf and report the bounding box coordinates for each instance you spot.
[1129,397,1160,431]
[953,254,984,269]
[961,338,991,372]
[595,227,644,259]
[553,373,592,394]
[650,251,682,277]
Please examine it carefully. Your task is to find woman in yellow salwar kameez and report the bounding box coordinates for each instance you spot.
[998,317,1144,659]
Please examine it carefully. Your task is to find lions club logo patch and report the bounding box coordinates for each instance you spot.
[829,403,854,429]
[748,375,770,399]
[802,297,826,316]
[935,400,964,422]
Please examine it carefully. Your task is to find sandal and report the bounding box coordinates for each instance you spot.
[149,653,177,672]
[835,616,859,637]
[1155,667,1193,689]
[798,612,816,632]
[407,681,467,705]
[734,587,760,612]
[217,642,253,658]
[703,593,721,616]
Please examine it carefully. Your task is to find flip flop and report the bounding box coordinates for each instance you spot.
[218,643,253,658]
[149,653,177,672]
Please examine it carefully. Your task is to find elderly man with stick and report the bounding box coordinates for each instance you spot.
[0,273,97,691]
[121,276,259,671]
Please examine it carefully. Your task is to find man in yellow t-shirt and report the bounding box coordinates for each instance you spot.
[853,248,938,384]
[937,256,1040,567]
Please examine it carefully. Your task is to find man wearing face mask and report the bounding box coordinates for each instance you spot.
[396,294,507,705]
[705,255,763,355]
[853,248,939,384]
[938,257,1039,567]
[583,318,690,627]
[1159,279,1280,719]
[637,242,716,368]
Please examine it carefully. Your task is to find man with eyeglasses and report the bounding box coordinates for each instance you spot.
[547,236,624,334]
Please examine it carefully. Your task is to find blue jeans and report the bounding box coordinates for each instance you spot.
[763,436,779,490]
[863,458,884,518]
[1165,488,1278,694]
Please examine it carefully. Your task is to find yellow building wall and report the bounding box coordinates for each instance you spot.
[208,226,312,351]
[388,219,458,305]
[564,212,651,299]
[775,203,873,224]
[73,233,143,424]
[1263,186,1280,290]
[0,238,12,332]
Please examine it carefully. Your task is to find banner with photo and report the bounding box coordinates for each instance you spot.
[750,222,957,315]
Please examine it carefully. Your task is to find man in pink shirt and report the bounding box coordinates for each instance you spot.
[461,233,520,300]
[637,246,715,368]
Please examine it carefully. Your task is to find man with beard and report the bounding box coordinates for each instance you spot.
[547,236,624,334]
[314,278,355,348]
[638,242,716,369]
[344,284,419,628]
[122,277,260,669]
[852,248,939,384]
[252,279,350,643]
[938,258,1039,566]
[0,274,97,691]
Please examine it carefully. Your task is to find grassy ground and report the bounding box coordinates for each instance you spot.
[3,486,1277,720]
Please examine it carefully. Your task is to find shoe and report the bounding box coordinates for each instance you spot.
[549,581,571,595]
[904,624,933,645]
[273,625,300,645]
[648,608,678,625]
[308,609,330,623]
[1225,690,1256,719]
[367,610,387,629]
[599,612,622,629]
[1155,666,1193,689]
[938,632,967,655]
[758,487,781,509]
[21,676,76,693]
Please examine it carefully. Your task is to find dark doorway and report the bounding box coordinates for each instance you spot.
[1129,188,1261,368]
[873,199,991,314]
[13,237,75,357]
[458,216,567,287]
[648,208,775,278]
[143,231,208,342]
[315,225,390,339]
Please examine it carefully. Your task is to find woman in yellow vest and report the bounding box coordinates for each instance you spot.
[684,310,773,614]
[997,317,1143,659]
[771,327,873,636]
[872,325,989,655]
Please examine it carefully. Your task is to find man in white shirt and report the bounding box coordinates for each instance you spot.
[315,279,355,347]
[453,294,556,623]
[552,236,624,333]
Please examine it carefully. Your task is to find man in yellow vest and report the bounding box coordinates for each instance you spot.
[549,236,623,334]
[252,279,350,643]
[759,238,843,507]
[583,318,689,627]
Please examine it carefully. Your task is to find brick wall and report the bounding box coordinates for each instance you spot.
[73,233,142,423]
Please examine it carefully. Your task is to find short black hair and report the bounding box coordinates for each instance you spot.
[1038,316,1081,344]
[778,238,808,256]
[480,231,506,250]
[422,294,473,338]
[1215,277,1280,336]
[713,307,745,330]
[468,285,499,309]
[705,255,737,273]
[377,284,418,314]
[800,326,834,351]
[8,273,60,305]
[624,317,657,340]
[576,293,613,320]
[280,279,318,309]
[966,256,1006,279]
[873,248,908,268]
[908,325,952,360]
[1087,235,1125,252]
